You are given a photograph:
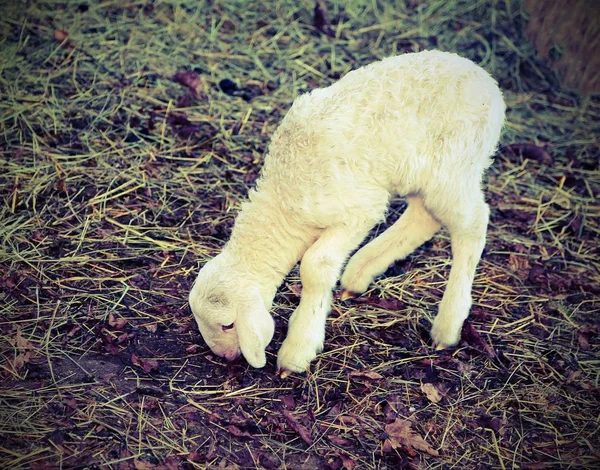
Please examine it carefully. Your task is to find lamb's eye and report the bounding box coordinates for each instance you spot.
[222,323,235,331]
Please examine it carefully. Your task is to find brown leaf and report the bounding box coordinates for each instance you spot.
[108,313,127,329]
[257,451,279,470]
[13,328,34,370]
[131,353,159,373]
[338,453,356,470]
[528,262,546,283]
[566,370,582,384]
[314,0,335,37]
[461,321,497,360]
[54,30,69,42]
[508,252,530,273]
[226,425,253,438]
[173,70,203,99]
[13,350,32,371]
[338,415,358,426]
[348,370,384,381]
[502,143,554,165]
[282,410,313,445]
[133,459,156,470]
[476,414,502,433]
[328,435,350,446]
[577,325,597,351]
[218,459,240,470]
[15,328,34,350]
[279,393,295,410]
[349,296,404,310]
[163,456,182,470]
[383,418,439,456]
[420,382,444,404]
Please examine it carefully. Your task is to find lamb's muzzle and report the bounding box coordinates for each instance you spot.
[189,50,506,374]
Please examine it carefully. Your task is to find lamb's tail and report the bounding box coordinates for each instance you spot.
[483,82,507,169]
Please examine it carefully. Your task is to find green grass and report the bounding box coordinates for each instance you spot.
[0,0,599,469]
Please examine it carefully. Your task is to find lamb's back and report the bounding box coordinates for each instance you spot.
[258,51,505,226]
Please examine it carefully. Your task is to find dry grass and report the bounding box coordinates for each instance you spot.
[1,0,599,469]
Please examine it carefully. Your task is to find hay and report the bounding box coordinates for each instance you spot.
[0,0,599,469]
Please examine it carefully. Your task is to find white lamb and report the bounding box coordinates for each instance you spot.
[189,50,506,374]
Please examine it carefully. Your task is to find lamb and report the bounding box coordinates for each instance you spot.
[189,50,506,374]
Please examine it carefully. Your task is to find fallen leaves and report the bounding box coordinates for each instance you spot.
[577,325,598,351]
[461,321,497,361]
[382,418,439,456]
[108,313,127,329]
[53,30,69,42]
[12,328,34,372]
[508,252,531,273]
[344,295,405,311]
[348,369,384,381]
[314,0,335,37]
[131,353,159,373]
[172,70,203,99]
[420,382,445,404]
[282,410,313,445]
[501,143,554,165]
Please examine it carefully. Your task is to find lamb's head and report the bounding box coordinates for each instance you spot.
[188,253,275,368]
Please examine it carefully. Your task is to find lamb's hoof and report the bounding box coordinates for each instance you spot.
[278,368,293,379]
[430,316,462,350]
[277,338,321,374]
[340,289,359,301]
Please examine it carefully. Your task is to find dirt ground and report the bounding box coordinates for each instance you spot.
[0,1,599,469]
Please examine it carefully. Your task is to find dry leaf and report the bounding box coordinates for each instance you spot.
[508,252,530,272]
[13,328,34,371]
[226,425,253,438]
[15,328,34,350]
[131,353,159,373]
[502,143,554,165]
[348,370,384,381]
[108,313,127,329]
[279,393,295,410]
[349,296,404,311]
[54,30,69,42]
[420,382,444,404]
[314,0,335,37]
[328,435,350,446]
[173,70,203,99]
[13,350,32,371]
[282,410,313,445]
[218,459,240,470]
[133,459,156,470]
[383,418,439,456]
[461,321,497,360]
[338,452,356,470]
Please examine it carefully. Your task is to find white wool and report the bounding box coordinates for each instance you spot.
[189,50,506,372]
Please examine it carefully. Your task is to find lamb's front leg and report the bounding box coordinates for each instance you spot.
[277,225,370,374]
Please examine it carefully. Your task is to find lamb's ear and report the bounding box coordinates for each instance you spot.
[237,297,274,368]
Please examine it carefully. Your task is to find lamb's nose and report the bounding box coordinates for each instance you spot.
[218,349,241,361]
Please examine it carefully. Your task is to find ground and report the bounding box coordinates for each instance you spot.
[0,0,599,469]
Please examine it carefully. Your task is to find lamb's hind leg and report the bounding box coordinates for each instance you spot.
[340,196,441,296]
[427,191,490,349]
[277,224,373,375]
